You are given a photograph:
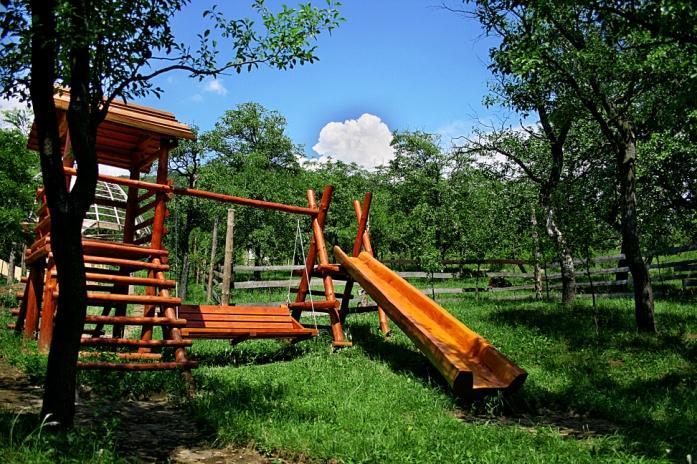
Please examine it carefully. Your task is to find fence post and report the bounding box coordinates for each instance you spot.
[221,208,235,305]
[206,217,219,303]
[6,242,16,284]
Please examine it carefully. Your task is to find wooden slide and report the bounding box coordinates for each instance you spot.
[334,246,527,396]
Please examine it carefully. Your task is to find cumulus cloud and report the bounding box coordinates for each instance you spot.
[203,78,228,96]
[312,113,395,169]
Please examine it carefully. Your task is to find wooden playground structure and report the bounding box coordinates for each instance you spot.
[9,95,526,396]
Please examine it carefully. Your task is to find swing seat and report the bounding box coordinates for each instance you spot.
[179,304,318,342]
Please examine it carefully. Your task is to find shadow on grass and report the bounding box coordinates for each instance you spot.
[482,300,697,459]
[188,338,319,368]
[347,321,453,394]
[186,375,323,446]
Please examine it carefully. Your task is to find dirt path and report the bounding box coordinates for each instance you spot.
[0,357,275,463]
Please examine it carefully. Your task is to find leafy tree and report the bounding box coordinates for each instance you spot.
[0,128,39,273]
[469,0,697,332]
[0,0,342,427]
[201,102,308,269]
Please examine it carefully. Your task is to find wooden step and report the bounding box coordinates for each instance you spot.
[84,315,187,326]
[52,291,181,306]
[80,337,192,347]
[77,360,198,371]
[49,270,175,288]
[181,327,317,339]
[81,255,169,271]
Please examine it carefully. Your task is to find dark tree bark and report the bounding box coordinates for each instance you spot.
[31,0,102,428]
[538,109,576,304]
[178,250,190,301]
[618,124,655,332]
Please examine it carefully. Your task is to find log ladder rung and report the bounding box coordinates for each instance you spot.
[84,315,187,326]
[77,360,199,371]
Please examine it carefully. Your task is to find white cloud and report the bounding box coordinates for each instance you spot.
[203,78,228,96]
[99,164,129,177]
[0,96,31,131]
[189,93,204,103]
[312,113,394,169]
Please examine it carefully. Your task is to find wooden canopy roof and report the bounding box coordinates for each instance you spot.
[28,92,195,173]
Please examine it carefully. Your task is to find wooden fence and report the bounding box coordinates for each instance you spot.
[207,244,697,305]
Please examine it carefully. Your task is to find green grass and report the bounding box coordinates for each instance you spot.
[1,287,695,462]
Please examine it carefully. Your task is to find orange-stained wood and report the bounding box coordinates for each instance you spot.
[179,304,317,341]
[351,194,390,335]
[80,255,169,271]
[334,246,527,395]
[51,291,180,306]
[77,361,198,371]
[83,315,186,326]
[61,166,319,216]
[80,338,192,347]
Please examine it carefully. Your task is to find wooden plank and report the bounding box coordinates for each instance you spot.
[650,259,697,270]
[181,327,314,335]
[180,314,292,323]
[184,321,295,329]
[486,272,536,278]
[488,284,537,292]
[398,271,458,279]
[84,315,187,326]
[178,305,289,316]
[80,338,192,347]
[548,280,629,289]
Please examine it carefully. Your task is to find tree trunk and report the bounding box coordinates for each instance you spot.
[545,206,576,304]
[618,128,655,332]
[530,208,542,300]
[179,253,190,302]
[41,211,88,427]
[31,0,100,428]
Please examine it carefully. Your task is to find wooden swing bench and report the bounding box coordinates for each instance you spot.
[179,304,317,342]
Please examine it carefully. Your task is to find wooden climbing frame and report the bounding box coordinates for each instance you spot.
[9,92,348,371]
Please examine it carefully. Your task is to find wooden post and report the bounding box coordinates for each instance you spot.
[38,261,57,352]
[309,188,345,345]
[206,217,219,303]
[294,186,333,318]
[221,208,234,306]
[22,264,45,337]
[140,144,174,347]
[349,194,389,335]
[531,206,542,300]
[113,166,141,338]
[7,243,16,284]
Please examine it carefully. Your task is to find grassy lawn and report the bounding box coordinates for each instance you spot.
[0,283,695,462]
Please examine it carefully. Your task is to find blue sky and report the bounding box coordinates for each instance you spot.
[133,1,503,167]
[0,3,505,169]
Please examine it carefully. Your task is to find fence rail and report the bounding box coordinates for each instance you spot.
[209,244,696,305]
